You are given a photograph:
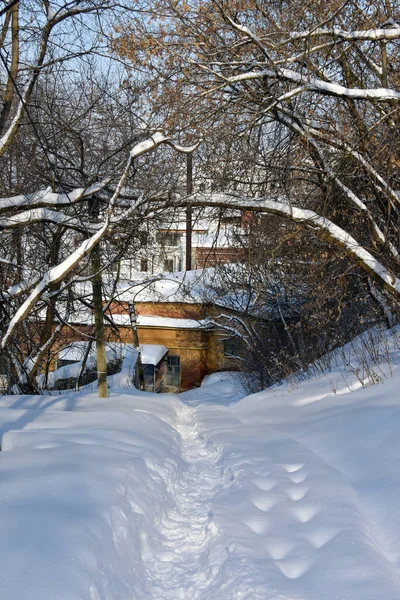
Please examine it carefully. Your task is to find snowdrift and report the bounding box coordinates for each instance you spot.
[0,326,400,599]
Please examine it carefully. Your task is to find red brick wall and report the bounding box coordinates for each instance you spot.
[106,301,206,320]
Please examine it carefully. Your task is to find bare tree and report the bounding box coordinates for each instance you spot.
[0,1,197,392]
[115,0,400,303]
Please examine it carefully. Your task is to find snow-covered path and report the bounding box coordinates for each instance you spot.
[1,328,400,600]
[140,404,226,599]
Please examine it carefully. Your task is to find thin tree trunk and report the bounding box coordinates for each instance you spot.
[0,1,19,135]
[75,338,94,391]
[128,301,145,390]
[91,243,108,398]
[27,230,62,389]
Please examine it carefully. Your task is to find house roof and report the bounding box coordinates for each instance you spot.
[58,341,168,366]
[65,265,301,327]
[66,305,207,330]
[111,266,302,319]
[138,316,207,329]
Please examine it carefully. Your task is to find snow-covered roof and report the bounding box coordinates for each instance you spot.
[57,342,167,367]
[112,266,302,318]
[59,342,95,362]
[65,265,300,325]
[65,306,206,329]
[114,269,212,304]
[138,316,206,329]
[140,345,168,365]
[58,342,127,363]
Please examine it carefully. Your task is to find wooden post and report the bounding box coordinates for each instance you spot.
[91,242,108,398]
[186,152,193,271]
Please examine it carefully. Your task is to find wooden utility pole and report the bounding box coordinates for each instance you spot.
[185,152,193,271]
[91,243,108,398]
[89,197,108,399]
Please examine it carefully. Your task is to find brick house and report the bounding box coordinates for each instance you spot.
[102,302,241,392]
[49,270,249,392]
[50,263,294,393]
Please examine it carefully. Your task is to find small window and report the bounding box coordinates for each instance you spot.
[143,364,155,390]
[157,231,181,246]
[166,356,180,387]
[139,231,149,247]
[164,259,174,273]
[140,258,148,272]
[223,337,243,357]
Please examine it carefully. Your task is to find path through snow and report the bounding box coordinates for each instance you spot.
[2,333,400,600]
[140,403,226,599]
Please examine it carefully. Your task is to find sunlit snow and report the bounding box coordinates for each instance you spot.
[1,327,400,599]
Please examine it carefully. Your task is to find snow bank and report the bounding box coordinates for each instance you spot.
[1,326,400,598]
[0,390,183,600]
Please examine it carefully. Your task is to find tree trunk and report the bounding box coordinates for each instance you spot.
[75,338,94,391]
[91,243,108,398]
[0,1,19,136]
[128,301,145,390]
[27,230,62,389]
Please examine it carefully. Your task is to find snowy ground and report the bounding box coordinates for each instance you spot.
[1,327,400,599]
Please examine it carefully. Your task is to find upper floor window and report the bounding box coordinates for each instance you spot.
[140,258,148,272]
[139,230,149,247]
[156,231,181,246]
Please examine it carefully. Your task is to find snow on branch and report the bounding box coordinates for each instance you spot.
[0,77,35,159]
[290,27,400,41]
[0,207,99,231]
[273,111,400,263]
[0,257,18,267]
[0,181,107,215]
[225,68,400,101]
[1,221,109,349]
[186,193,400,300]
[130,132,199,158]
[206,318,251,348]
[1,133,199,348]
[2,275,45,301]
[310,129,400,212]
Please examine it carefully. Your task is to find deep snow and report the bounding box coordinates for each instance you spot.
[1,327,400,598]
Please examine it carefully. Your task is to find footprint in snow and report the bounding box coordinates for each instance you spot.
[284,485,309,501]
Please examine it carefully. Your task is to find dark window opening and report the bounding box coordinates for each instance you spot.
[223,337,243,357]
[143,364,155,391]
[139,230,149,247]
[57,359,79,369]
[164,259,174,273]
[140,258,148,272]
